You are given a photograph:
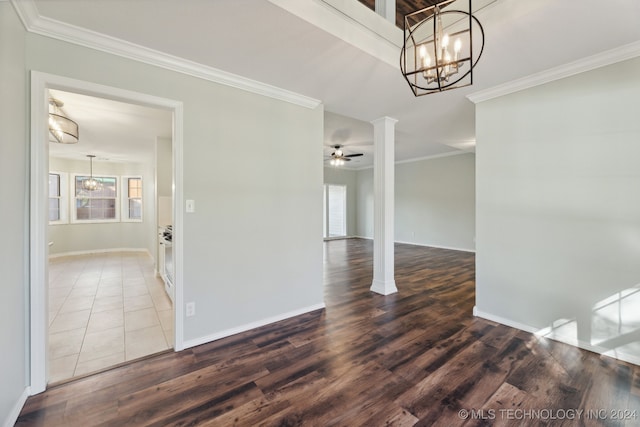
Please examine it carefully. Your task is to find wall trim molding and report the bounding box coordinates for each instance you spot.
[10,0,321,110]
[183,303,326,350]
[354,236,475,253]
[395,150,473,166]
[394,239,475,253]
[467,40,640,104]
[474,307,640,367]
[354,150,472,171]
[4,386,30,427]
[48,247,150,259]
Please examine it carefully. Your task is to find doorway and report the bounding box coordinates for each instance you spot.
[30,72,184,393]
[323,184,347,239]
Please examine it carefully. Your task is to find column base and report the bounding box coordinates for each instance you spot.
[370,279,398,295]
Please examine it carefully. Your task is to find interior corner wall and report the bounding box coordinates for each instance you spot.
[323,167,358,236]
[475,57,640,364]
[48,157,153,256]
[355,153,476,251]
[0,2,28,425]
[25,31,324,345]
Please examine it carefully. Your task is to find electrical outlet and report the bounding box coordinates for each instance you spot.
[186,302,195,317]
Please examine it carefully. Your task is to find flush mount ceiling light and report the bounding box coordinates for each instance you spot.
[82,155,101,191]
[49,98,79,144]
[400,0,484,96]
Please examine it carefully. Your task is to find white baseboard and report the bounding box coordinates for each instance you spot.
[49,247,150,259]
[395,240,476,253]
[3,386,30,427]
[351,236,476,253]
[473,307,640,367]
[323,235,356,241]
[182,303,326,349]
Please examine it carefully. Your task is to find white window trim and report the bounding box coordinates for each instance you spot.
[48,171,69,225]
[70,173,120,224]
[121,175,143,223]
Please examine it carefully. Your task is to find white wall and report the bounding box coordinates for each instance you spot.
[323,167,358,236]
[48,157,154,256]
[356,153,476,251]
[475,57,640,364]
[0,2,28,424]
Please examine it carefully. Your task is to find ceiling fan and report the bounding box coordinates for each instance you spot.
[327,144,363,166]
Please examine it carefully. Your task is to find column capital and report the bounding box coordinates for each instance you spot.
[370,116,398,126]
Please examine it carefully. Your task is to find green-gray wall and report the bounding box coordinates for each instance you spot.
[48,157,155,256]
[0,1,28,421]
[25,31,324,341]
[1,5,324,424]
[356,153,476,251]
[475,57,640,364]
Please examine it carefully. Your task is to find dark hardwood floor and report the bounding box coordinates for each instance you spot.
[17,239,640,426]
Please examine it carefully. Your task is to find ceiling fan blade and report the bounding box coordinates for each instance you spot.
[344,153,363,157]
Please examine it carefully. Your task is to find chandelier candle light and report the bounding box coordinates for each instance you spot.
[400,0,484,96]
[48,98,79,143]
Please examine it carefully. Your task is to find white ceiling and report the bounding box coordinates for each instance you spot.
[36,0,640,169]
[49,89,172,163]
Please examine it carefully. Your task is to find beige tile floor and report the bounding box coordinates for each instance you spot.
[48,251,173,384]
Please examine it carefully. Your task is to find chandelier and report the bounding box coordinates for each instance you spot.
[48,98,79,144]
[82,155,101,191]
[400,0,484,96]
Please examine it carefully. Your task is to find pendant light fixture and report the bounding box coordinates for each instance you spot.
[82,155,101,191]
[49,98,79,144]
[400,0,484,96]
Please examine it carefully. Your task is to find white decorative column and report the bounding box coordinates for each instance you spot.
[375,0,396,24]
[370,116,398,295]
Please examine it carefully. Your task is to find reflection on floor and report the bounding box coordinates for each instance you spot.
[48,251,173,384]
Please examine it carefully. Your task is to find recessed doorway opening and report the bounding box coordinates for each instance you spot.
[30,72,184,393]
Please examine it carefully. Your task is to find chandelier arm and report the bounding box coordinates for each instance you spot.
[399,4,485,96]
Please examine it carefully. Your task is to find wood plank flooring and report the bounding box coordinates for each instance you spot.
[17,238,640,426]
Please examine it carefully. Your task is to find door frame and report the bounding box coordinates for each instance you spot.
[30,71,185,394]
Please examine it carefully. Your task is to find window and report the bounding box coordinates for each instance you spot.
[49,173,61,221]
[49,172,68,224]
[323,184,347,238]
[73,175,118,222]
[123,176,143,221]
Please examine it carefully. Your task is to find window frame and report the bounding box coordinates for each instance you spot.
[121,175,143,222]
[70,173,120,224]
[48,171,69,225]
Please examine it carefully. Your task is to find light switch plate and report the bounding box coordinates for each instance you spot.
[186,199,195,213]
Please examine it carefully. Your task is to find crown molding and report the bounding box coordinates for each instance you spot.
[11,0,321,110]
[341,149,472,171]
[467,40,640,104]
[395,150,473,166]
